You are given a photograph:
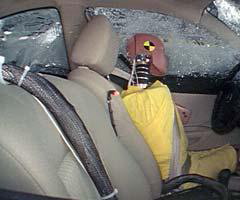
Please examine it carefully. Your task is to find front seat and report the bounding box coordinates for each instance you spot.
[0,83,100,199]
[0,71,160,199]
[0,17,162,200]
[69,15,162,199]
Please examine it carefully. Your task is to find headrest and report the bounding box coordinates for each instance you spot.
[71,15,119,76]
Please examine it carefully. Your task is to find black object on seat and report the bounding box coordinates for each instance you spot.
[212,81,240,134]
[162,174,228,200]
[218,169,232,187]
[160,187,223,200]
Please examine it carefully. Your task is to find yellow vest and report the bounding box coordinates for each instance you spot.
[121,81,188,179]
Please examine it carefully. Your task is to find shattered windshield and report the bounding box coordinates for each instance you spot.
[0,8,69,77]
[207,0,240,37]
[86,7,240,79]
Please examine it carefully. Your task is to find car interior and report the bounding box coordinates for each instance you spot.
[0,0,240,200]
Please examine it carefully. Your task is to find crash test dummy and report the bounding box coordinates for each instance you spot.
[121,34,237,184]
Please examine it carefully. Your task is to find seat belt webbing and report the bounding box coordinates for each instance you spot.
[169,113,181,179]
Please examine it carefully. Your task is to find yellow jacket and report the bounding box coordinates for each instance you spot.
[121,81,188,179]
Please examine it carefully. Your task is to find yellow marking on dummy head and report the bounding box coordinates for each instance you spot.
[144,41,156,51]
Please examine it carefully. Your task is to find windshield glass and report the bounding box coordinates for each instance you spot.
[86,7,240,78]
[207,0,240,37]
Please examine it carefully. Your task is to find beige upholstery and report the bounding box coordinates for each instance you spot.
[69,68,162,199]
[0,15,161,199]
[69,15,162,199]
[47,76,153,200]
[0,83,100,200]
[0,75,155,200]
[71,15,119,76]
[68,13,161,198]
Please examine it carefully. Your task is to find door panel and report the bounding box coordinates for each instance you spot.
[173,93,240,151]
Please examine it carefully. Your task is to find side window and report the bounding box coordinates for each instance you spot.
[0,8,69,77]
[86,7,240,93]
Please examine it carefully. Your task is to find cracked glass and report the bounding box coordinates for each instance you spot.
[0,8,69,77]
[86,7,240,79]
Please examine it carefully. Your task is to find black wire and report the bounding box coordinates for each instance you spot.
[162,174,229,200]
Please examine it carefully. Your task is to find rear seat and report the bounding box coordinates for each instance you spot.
[69,15,162,199]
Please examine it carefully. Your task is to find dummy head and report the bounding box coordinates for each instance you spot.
[127,33,168,77]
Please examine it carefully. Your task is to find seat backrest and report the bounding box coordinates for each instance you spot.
[48,75,155,200]
[0,83,100,200]
[0,73,155,200]
[69,15,162,199]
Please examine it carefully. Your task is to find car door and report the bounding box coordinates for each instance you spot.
[86,3,240,150]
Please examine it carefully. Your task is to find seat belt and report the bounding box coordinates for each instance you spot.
[169,109,191,180]
[169,113,182,179]
[107,74,128,90]
[107,90,120,136]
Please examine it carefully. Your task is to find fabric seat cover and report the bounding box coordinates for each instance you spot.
[69,15,162,199]
[0,83,100,200]
[0,74,156,200]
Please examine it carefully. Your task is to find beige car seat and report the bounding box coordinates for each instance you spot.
[69,15,162,199]
[0,72,162,199]
[0,16,164,200]
[0,83,100,200]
